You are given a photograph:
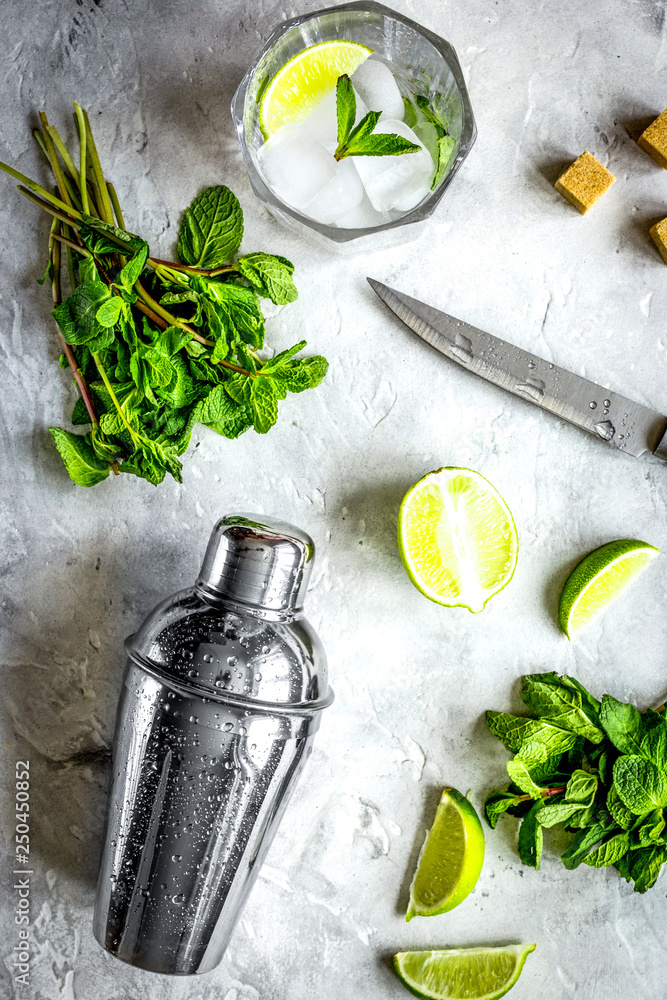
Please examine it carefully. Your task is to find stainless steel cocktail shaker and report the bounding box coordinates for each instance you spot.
[93,514,333,975]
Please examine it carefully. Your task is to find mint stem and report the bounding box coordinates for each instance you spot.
[517,785,567,803]
[50,221,100,432]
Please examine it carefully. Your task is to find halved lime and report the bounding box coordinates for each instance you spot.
[259,40,372,137]
[398,468,518,613]
[394,944,536,1000]
[407,787,485,921]
[558,538,659,639]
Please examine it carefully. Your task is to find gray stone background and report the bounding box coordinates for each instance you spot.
[1,0,667,997]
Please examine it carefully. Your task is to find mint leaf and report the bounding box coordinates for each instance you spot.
[561,814,616,869]
[613,755,667,814]
[118,240,149,288]
[78,256,98,284]
[71,396,91,425]
[250,378,278,434]
[48,427,110,487]
[193,277,264,350]
[484,790,525,829]
[506,741,561,796]
[486,711,578,753]
[199,385,252,439]
[336,74,357,146]
[155,355,201,409]
[413,94,457,188]
[538,771,598,829]
[141,347,174,387]
[640,721,667,771]
[120,437,182,486]
[403,96,418,129]
[334,95,420,160]
[537,800,583,828]
[518,801,544,868]
[66,281,111,335]
[520,673,603,743]
[177,185,243,268]
[79,214,147,257]
[433,134,456,189]
[341,114,420,158]
[626,845,666,892]
[225,374,252,405]
[607,785,633,830]
[636,809,666,847]
[564,770,598,806]
[237,252,297,304]
[600,694,645,755]
[262,340,308,372]
[152,326,194,357]
[96,296,123,327]
[415,94,448,133]
[582,831,630,868]
[268,355,329,393]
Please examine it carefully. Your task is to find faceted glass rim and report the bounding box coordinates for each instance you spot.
[231,0,477,244]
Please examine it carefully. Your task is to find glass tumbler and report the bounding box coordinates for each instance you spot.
[231,0,476,253]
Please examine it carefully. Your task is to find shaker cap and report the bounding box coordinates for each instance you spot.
[196,514,315,614]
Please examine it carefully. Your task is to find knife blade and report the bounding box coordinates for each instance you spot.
[368,277,667,462]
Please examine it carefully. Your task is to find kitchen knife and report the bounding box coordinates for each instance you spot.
[368,278,667,463]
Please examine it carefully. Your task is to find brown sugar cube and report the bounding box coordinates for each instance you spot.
[554,151,616,214]
[638,110,667,169]
[649,218,667,264]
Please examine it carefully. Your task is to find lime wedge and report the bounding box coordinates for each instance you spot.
[558,538,659,639]
[398,468,518,613]
[393,944,536,1000]
[259,40,372,137]
[407,787,484,921]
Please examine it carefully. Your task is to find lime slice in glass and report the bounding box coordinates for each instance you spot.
[558,538,659,639]
[259,40,372,137]
[393,943,536,1000]
[407,787,485,921]
[398,468,518,613]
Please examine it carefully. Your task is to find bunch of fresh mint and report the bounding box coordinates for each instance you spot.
[0,105,327,488]
[485,672,667,893]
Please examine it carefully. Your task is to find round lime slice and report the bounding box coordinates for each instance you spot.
[558,538,659,639]
[259,40,372,137]
[393,943,536,1000]
[407,787,485,921]
[398,468,518,613]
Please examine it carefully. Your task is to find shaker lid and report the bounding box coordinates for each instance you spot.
[196,514,315,615]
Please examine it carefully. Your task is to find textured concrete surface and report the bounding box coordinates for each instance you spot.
[2,1,667,997]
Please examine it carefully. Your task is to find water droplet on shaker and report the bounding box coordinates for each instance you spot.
[589,401,597,409]
[603,399,611,407]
